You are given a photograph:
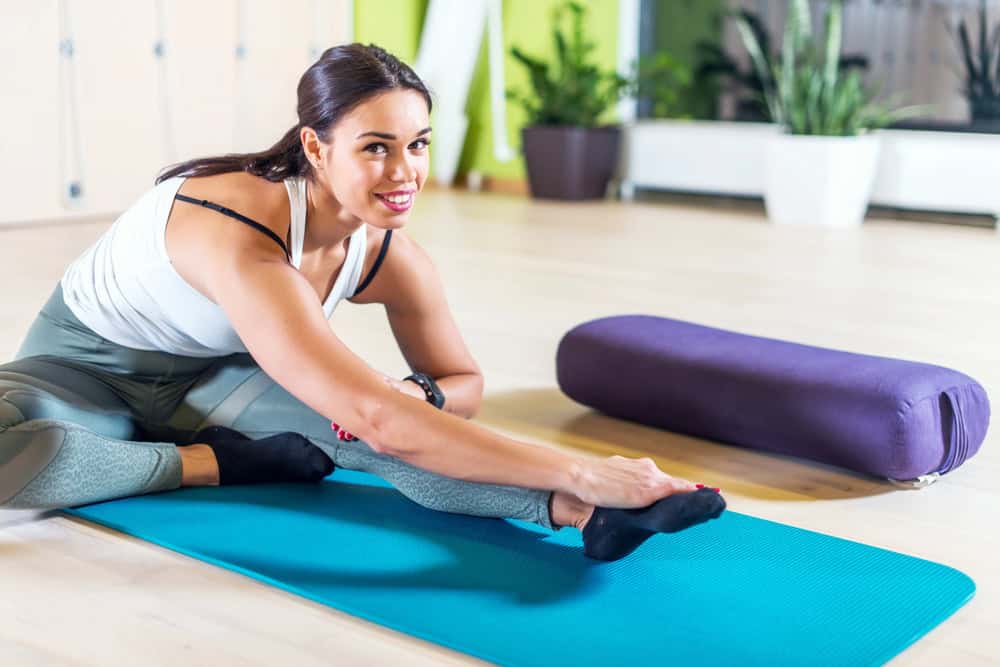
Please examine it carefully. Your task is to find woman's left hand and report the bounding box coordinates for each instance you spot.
[331,421,357,441]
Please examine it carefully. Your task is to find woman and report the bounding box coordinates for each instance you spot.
[0,44,724,561]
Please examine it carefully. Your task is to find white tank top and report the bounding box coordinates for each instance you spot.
[60,176,368,357]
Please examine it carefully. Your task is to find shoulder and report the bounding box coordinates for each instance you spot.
[348,228,438,307]
[174,172,291,231]
[166,172,295,302]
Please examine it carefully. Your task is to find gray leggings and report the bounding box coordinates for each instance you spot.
[0,285,553,528]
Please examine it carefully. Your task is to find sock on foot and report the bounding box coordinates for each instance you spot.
[582,488,726,561]
[187,425,335,486]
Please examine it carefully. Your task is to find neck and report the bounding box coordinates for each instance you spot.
[303,175,364,252]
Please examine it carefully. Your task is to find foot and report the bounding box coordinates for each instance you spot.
[187,425,335,486]
[581,489,726,561]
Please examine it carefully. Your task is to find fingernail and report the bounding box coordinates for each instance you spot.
[331,422,339,430]
[712,487,721,493]
[696,484,705,489]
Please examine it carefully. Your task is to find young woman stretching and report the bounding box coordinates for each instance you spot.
[0,44,724,561]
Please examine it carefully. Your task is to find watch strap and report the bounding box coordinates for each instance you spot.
[403,372,445,409]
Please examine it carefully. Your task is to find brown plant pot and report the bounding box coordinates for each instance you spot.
[521,125,622,200]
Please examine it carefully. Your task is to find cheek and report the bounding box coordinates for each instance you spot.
[332,158,381,204]
[415,155,430,187]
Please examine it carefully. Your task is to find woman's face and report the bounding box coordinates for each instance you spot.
[320,88,431,228]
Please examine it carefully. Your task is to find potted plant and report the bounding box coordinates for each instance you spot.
[506,1,631,200]
[735,0,917,226]
[695,8,868,122]
[953,0,1000,128]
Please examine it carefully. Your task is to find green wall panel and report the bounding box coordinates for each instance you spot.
[351,0,621,181]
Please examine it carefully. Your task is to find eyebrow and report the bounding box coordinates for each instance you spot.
[355,127,433,141]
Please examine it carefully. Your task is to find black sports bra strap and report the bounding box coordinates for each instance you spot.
[174,193,290,260]
[353,230,393,297]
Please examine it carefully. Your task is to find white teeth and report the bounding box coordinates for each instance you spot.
[384,194,411,204]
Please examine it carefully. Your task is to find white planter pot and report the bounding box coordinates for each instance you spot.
[764,133,881,226]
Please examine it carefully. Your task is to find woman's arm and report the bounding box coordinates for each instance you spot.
[383,372,482,419]
[192,218,690,508]
[207,249,577,492]
[353,230,487,419]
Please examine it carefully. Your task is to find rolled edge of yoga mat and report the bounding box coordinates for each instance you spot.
[555,315,990,481]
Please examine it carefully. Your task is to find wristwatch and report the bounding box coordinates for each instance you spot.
[403,372,445,409]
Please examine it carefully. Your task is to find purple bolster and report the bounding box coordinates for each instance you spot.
[556,315,990,480]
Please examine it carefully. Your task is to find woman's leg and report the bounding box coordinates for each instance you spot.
[167,358,557,529]
[0,356,183,509]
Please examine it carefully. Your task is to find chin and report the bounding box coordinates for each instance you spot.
[382,214,410,229]
[362,207,408,228]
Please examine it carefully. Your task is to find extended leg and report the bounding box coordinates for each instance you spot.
[168,359,730,560]
[168,360,556,529]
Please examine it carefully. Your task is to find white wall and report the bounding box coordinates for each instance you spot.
[0,0,352,226]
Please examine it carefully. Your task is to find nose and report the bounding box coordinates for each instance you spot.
[387,152,418,184]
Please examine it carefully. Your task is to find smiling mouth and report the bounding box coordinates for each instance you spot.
[374,191,415,212]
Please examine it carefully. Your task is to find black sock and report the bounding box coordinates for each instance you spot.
[189,425,250,443]
[581,489,727,561]
[187,425,335,486]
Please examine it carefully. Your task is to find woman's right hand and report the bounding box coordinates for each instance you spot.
[569,455,699,508]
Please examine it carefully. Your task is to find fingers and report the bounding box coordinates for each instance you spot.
[330,421,358,442]
[669,477,700,493]
[629,456,697,491]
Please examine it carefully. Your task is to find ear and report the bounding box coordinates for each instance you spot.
[299,126,324,164]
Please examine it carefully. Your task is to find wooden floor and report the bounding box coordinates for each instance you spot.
[1,190,998,665]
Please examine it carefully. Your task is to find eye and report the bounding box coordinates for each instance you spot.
[363,142,388,154]
[410,137,431,150]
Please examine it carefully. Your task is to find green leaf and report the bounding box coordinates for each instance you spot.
[735,16,781,124]
[823,1,842,93]
[732,0,922,134]
[790,0,812,47]
[959,22,980,83]
[979,0,989,88]
[780,4,798,116]
[506,0,641,127]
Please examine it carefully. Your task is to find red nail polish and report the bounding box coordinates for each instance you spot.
[331,422,339,430]
[712,487,721,493]
[696,484,705,489]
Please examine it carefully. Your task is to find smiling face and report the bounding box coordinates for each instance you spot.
[308,88,431,228]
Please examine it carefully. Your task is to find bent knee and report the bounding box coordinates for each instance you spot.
[0,421,68,508]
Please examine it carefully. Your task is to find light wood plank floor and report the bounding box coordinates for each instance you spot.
[1,190,998,665]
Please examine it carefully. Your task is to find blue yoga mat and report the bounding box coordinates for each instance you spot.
[67,470,974,666]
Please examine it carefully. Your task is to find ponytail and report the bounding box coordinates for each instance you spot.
[155,125,306,184]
